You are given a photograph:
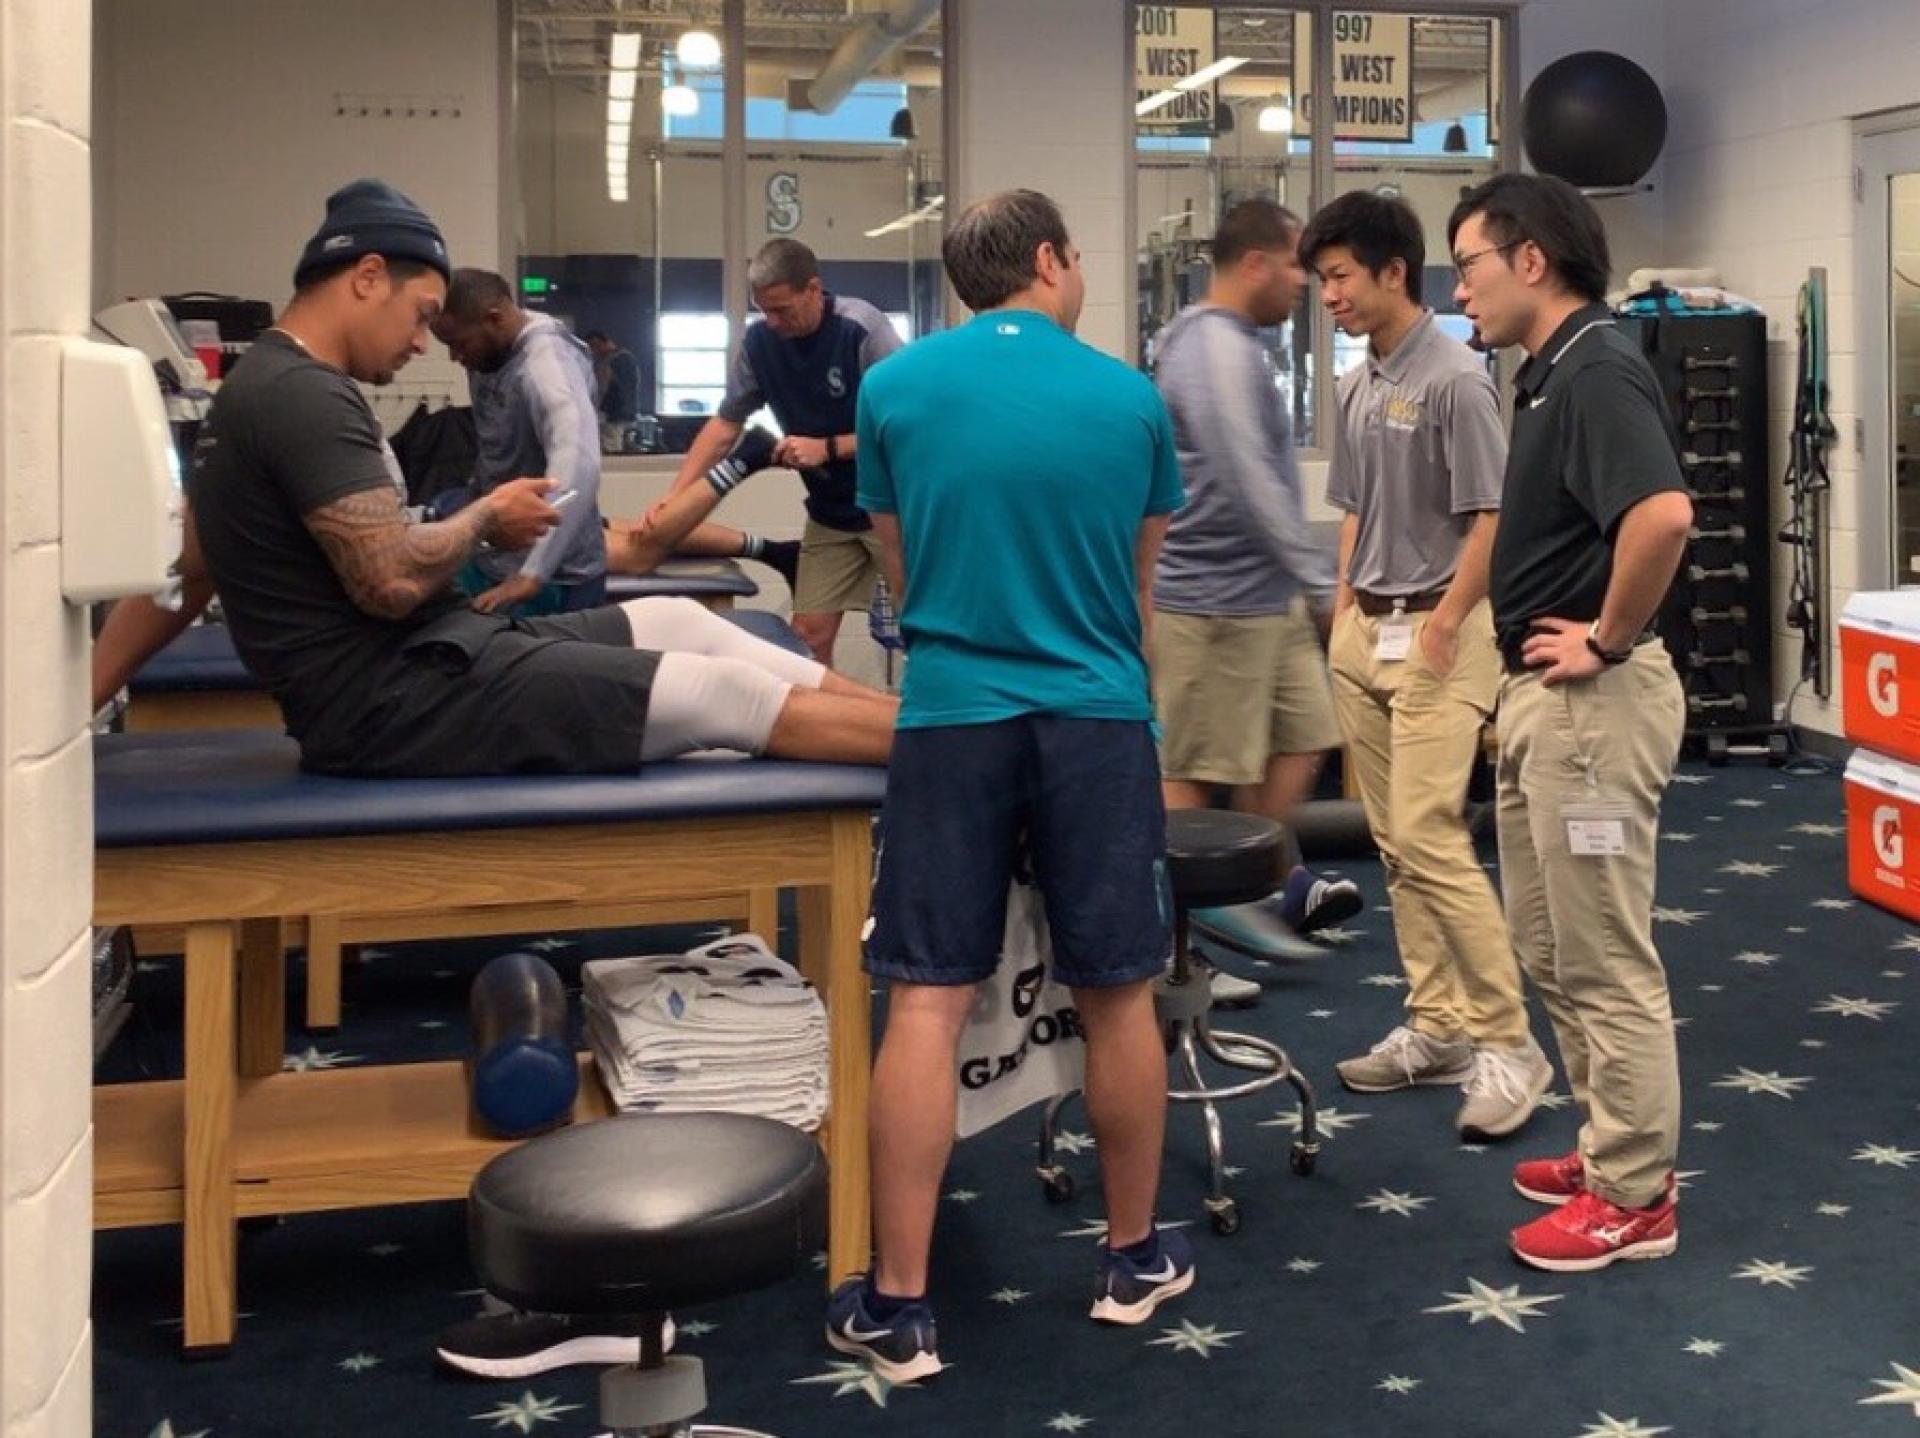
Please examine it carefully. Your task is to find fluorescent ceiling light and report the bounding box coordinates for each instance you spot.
[1178,56,1247,90]
[1258,102,1294,133]
[609,32,641,70]
[607,98,633,126]
[608,70,637,101]
[676,29,721,69]
[662,83,699,117]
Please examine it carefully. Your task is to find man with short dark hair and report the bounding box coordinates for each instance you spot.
[668,237,903,664]
[1449,172,1693,1271]
[1300,189,1550,1141]
[585,329,641,429]
[433,268,607,616]
[1150,198,1362,965]
[825,189,1194,1381]
[91,180,898,778]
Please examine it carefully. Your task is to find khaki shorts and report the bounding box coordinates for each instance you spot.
[1152,604,1342,786]
[792,519,885,615]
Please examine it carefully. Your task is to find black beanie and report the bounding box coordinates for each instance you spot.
[293,179,450,290]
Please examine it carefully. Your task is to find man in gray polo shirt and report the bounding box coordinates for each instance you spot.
[1302,191,1551,1141]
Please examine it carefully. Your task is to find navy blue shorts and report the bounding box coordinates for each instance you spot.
[865,716,1171,989]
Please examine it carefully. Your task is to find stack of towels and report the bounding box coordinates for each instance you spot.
[582,934,828,1132]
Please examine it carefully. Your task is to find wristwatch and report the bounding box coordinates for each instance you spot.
[825,433,840,464]
[1585,622,1632,665]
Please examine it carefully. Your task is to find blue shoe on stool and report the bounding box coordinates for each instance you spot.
[825,1275,944,1382]
[1090,1226,1197,1325]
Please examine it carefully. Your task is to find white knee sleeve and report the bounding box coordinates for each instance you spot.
[641,652,794,761]
[620,596,826,689]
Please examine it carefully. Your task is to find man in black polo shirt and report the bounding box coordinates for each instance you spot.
[667,238,902,665]
[1448,174,1693,1273]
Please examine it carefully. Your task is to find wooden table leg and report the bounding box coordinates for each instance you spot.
[748,887,781,945]
[800,812,873,1287]
[305,915,344,1033]
[238,918,286,1078]
[182,920,238,1355]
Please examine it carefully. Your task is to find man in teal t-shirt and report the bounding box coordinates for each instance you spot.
[823,190,1195,1386]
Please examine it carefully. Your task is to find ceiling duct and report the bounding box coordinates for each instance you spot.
[803,0,940,114]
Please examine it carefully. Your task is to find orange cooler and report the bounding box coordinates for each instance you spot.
[1840,591,1920,763]
[1845,749,1920,921]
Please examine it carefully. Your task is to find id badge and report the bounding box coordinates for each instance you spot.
[1563,792,1631,857]
[1375,616,1414,663]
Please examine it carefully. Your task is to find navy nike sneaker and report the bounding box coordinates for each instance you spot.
[824,1274,944,1382]
[1089,1226,1196,1325]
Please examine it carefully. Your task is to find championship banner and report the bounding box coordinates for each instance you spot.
[1136,5,1220,138]
[1294,11,1416,143]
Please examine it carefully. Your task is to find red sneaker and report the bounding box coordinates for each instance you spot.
[1510,1188,1678,1272]
[1512,1149,1585,1206]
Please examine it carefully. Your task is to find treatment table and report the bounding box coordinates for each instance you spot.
[125,603,800,1031]
[92,730,883,1355]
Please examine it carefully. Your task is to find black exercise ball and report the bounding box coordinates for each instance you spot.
[1520,51,1667,189]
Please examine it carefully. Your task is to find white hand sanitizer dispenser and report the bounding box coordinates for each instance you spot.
[60,338,184,604]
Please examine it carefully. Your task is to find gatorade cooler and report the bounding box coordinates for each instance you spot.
[1840,591,1920,764]
[1844,749,1920,921]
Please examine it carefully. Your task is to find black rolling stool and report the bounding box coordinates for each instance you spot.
[1036,809,1322,1235]
[467,1113,826,1438]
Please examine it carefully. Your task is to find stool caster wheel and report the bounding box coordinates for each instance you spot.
[1208,1200,1241,1236]
[1768,731,1790,765]
[1038,1167,1076,1204]
[1706,731,1729,766]
[1289,1143,1318,1177]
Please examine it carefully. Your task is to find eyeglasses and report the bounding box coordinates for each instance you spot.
[1453,240,1522,282]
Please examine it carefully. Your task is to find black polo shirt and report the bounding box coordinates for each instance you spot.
[1491,303,1685,663]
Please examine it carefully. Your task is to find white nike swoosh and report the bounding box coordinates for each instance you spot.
[841,1318,897,1344]
[1132,1258,1179,1284]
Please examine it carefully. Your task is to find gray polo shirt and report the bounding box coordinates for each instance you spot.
[1326,311,1505,597]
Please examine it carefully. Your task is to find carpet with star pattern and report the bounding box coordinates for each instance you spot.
[93,755,1920,1438]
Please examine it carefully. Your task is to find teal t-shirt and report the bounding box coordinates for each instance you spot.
[855,309,1184,730]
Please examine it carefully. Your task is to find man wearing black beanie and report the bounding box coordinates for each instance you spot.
[93,180,898,777]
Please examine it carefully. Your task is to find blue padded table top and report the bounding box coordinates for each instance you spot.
[606,558,758,602]
[130,625,253,693]
[95,730,886,849]
[131,608,803,697]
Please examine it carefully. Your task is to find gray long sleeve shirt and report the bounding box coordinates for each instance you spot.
[1151,304,1335,615]
[468,314,606,587]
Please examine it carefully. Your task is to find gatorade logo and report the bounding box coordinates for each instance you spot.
[1874,804,1904,871]
[1868,651,1900,719]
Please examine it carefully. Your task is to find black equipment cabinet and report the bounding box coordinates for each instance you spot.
[1617,309,1784,763]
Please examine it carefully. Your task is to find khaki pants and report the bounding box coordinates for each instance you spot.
[1495,644,1686,1208]
[1329,602,1528,1047]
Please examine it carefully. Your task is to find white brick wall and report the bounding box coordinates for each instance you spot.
[1,0,96,1431]
[949,0,1132,359]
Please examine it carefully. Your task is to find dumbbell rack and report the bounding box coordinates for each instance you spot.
[1620,311,1786,764]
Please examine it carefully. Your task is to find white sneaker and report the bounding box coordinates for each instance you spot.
[1206,968,1262,1010]
[1335,1024,1474,1093]
[1457,1038,1554,1140]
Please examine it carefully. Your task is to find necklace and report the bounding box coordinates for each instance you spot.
[266,325,314,355]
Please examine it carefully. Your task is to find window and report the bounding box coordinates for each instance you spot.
[1134,5,1511,451]
[511,3,946,455]
[656,312,730,417]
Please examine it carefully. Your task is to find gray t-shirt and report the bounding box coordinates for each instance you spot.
[189,331,464,754]
[1152,304,1336,615]
[1326,312,1505,597]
